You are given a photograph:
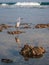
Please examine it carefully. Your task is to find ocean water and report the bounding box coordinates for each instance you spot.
[0,1,49,65]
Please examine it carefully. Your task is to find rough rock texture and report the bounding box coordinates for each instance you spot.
[0,24,13,32]
[20,44,45,59]
[0,24,13,29]
[35,24,49,28]
[7,30,25,35]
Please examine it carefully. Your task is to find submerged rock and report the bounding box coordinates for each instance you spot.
[1,59,13,63]
[20,44,45,59]
[20,24,31,29]
[23,25,31,29]
[35,24,49,28]
[20,23,32,26]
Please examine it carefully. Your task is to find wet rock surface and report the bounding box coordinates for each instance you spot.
[1,59,13,63]
[35,24,49,28]
[0,24,13,32]
[0,24,13,29]
[20,44,45,60]
[7,30,25,34]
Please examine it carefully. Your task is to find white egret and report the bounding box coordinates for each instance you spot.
[15,17,23,31]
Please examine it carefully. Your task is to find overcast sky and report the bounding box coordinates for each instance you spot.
[0,0,49,2]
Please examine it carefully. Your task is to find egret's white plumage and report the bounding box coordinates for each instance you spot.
[16,21,20,28]
[15,17,21,28]
[15,17,23,31]
[16,17,23,28]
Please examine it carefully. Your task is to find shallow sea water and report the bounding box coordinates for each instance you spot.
[0,5,49,65]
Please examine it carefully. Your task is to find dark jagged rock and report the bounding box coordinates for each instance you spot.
[20,45,32,57]
[35,24,49,28]
[7,30,25,35]
[20,44,45,60]
[1,59,13,63]
[31,47,45,56]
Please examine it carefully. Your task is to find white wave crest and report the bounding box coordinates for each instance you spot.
[15,2,40,7]
[1,4,7,6]
[0,2,49,8]
[1,4,9,7]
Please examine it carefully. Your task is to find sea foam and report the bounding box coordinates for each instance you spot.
[0,2,49,8]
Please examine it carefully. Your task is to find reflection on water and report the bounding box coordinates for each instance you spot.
[15,34,21,48]
[24,54,43,61]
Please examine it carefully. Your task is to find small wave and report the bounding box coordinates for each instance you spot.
[15,2,40,6]
[0,2,49,8]
[40,2,49,5]
[1,4,7,6]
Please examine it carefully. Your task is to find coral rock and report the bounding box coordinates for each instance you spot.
[20,44,45,59]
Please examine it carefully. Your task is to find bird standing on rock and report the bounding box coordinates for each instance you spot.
[15,17,21,31]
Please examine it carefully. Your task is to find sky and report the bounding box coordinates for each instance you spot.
[0,0,49,2]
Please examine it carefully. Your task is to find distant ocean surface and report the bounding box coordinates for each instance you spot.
[0,1,49,65]
[0,2,49,24]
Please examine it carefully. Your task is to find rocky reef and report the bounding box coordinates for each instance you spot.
[7,30,25,35]
[35,24,49,28]
[20,44,45,60]
[0,24,13,32]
